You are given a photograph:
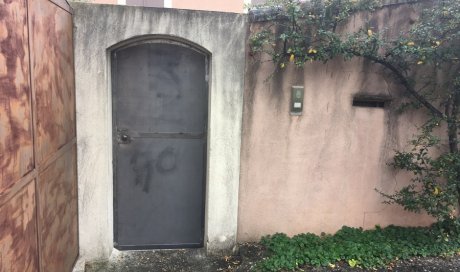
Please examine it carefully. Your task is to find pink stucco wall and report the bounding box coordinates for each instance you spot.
[238,4,436,242]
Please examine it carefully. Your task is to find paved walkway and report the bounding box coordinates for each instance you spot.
[84,247,254,272]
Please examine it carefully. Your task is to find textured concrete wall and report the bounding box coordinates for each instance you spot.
[72,3,246,261]
[238,3,436,241]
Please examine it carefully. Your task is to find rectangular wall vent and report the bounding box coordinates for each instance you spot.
[352,95,391,108]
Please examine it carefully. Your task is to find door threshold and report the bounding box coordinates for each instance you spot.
[114,243,203,251]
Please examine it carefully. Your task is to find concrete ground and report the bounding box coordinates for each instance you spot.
[83,243,460,272]
[84,244,263,272]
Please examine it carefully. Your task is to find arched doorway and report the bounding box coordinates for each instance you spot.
[111,39,209,249]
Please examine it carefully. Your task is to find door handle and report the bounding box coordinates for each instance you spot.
[117,130,131,144]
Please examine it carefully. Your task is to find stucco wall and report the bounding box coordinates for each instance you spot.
[71,3,246,261]
[238,3,436,241]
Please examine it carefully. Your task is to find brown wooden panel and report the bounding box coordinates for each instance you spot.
[0,0,34,193]
[38,144,78,272]
[29,0,75,164]
[0,181,39,272]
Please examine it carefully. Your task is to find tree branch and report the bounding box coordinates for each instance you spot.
[349,50,446,118]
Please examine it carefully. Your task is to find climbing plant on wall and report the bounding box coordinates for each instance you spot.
[250,0,460,224]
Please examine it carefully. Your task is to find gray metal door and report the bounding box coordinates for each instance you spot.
[112,41,208,249]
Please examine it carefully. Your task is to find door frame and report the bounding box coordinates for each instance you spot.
[109,36,211,250]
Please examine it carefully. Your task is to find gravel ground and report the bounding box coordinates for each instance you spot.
[85,243,460,272]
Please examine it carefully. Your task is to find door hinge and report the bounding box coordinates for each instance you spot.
[205,56,209,83]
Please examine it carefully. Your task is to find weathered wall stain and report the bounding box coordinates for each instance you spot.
[0,182,39,272]
[0,0,34,192]
[0,0,78,271]
[30,0,75,163]
[38,145,78,272]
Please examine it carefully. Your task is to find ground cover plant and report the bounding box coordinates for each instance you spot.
[257,223,460,271]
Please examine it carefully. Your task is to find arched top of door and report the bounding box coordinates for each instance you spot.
[108,35,211,57]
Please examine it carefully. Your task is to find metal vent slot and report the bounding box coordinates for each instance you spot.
[352,95,390,108]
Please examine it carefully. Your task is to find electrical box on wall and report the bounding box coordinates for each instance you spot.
[290,86,304,115]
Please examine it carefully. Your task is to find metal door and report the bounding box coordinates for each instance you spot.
[112,41,208,249]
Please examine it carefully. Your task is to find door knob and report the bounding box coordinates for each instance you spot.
[117,130,131,144]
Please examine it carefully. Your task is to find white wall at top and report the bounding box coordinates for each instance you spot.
[164,0,172,8]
